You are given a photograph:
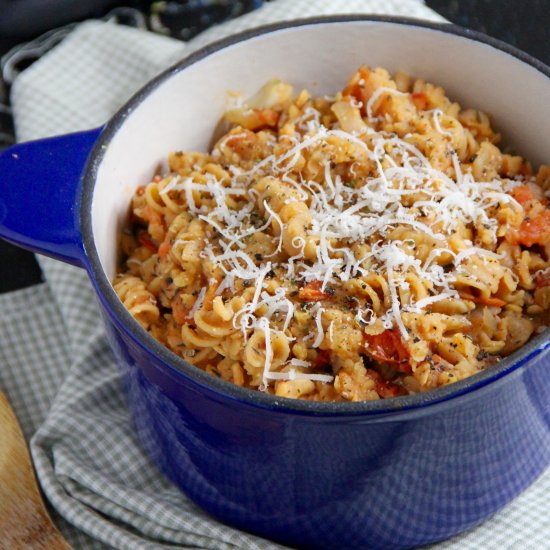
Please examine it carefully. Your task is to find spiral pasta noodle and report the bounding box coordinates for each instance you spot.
[115,67,550,401]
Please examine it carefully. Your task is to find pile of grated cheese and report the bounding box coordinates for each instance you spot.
[162,83,525,390]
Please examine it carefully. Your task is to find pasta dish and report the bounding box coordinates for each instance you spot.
[114,66,550,401]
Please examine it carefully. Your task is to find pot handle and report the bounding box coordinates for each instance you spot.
[0,127,102,267]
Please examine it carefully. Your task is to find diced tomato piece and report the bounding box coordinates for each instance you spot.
[514,209,550,247]
[364,328,411,372]
[257,108,280,128]
[510,185,535,207]
[411,92,429,110]
[299,280,331,301]
[138,231,158,252]
[315,349,331,368]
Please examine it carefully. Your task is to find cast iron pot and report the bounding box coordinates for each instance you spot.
[1,17,549,550]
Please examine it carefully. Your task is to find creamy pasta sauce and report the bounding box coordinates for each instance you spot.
[114,66,550,401]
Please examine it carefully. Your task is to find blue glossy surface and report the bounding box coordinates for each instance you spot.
[101,305,550,550]
[0,128,101,265]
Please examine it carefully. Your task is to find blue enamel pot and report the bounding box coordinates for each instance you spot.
[0,17,549,550]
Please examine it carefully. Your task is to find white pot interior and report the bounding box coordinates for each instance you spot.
[92,19,550,279]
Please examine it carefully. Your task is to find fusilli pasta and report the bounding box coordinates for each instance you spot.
[114,67,550,401]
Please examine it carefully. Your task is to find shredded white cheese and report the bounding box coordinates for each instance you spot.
[170,86,524,390]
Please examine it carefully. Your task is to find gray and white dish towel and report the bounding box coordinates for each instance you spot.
[0,0,548,548]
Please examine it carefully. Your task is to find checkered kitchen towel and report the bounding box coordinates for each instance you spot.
[1,0,548,548]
